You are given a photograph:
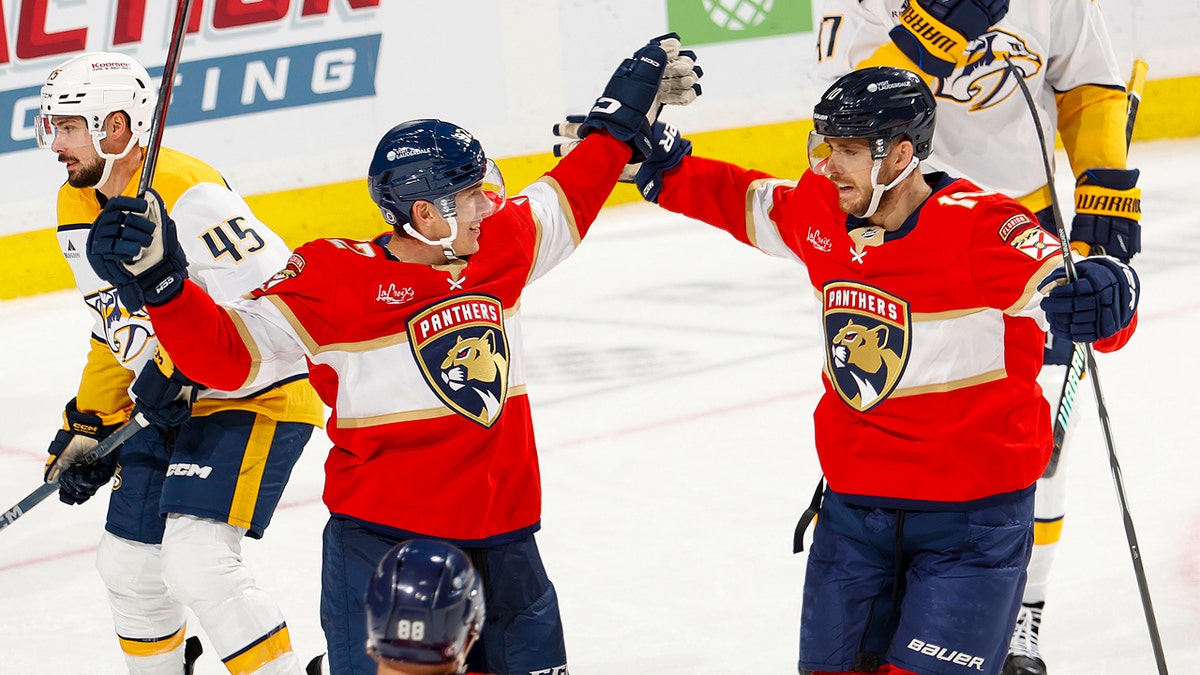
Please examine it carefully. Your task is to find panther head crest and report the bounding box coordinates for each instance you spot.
[440,329,508,424]
[830,319,903,410]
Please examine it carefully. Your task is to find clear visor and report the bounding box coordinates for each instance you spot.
[807,131,883,176]
[436,158,506,223]
[34,114,100,150]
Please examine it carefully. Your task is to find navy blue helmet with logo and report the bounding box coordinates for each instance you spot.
[366,538,485,670]
[367,119,490,227]
[812,66,936,161]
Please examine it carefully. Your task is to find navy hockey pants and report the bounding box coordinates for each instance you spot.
[320,516,568,675]
[798,488,1034,675]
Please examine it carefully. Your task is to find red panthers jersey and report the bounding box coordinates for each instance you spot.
[658,156,1069,506]
[146,133,631,543]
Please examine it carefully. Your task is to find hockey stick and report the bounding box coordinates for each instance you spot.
[138,0,195,198]
[1005,57,1169,675]
[0,413,148,533]
[1046,59,1148,477]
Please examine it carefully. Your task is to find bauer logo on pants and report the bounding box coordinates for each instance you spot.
[408,295,510,428]
[823,282,911,411]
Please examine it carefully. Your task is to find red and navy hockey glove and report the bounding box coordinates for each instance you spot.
[87,188,189,311]
[1040,257,1138,344]
[634,121,692,204]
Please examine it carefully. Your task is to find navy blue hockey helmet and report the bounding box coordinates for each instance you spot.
[366,539,485,670]
[811,66,936,161]
[367,119,499,228]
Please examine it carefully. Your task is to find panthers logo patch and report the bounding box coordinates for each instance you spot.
[823,282,911,411]
[408,295,509,427]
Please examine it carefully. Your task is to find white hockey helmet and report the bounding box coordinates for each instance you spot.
[36,52,157,186]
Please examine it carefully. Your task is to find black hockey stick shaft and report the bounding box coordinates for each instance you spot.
[1048,59,1148,470]
[1005,57,1168,674]
[0,414,147,533]
[137,0,194,198]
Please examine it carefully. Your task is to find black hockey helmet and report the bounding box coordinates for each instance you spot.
[366,539,484,670]
[367,119,503,227]
[812,66,936,161]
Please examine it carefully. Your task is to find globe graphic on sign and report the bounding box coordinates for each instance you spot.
[701,0,774,30]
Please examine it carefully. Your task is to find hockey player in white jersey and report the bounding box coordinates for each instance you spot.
[34,52,324,674]
[811,1,1142,673]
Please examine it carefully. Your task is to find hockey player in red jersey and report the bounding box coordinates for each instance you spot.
[610,67,1138,675]
[83,34,701,675]
[366,539,487,675]
[811,2,1143,671]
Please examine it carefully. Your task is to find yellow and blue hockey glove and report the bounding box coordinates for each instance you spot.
[889,0,1009,78]
[1071,168,1141,263]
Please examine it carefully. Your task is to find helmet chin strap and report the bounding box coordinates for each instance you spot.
[87,133,142,189]
[402,215,461,262]
[861,155,919,219]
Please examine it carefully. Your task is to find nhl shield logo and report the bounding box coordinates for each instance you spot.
[408,295,509,427]
[823,282,911,411]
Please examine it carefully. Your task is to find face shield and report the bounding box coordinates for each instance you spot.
[404,159,507,261]
[34,114,99,150]
[430,158,506,224]
[807,131,881,177]
[807,131,918,219]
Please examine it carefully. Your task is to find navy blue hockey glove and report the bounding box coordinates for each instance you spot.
[634,121,692,204]
[132,347,201,429]
[1040,257,1139,343]
[579,33,680,162]
[87,188,188,311]
[44,398,121,505]
[890,0,1009,78]
[1071,168,1141,263]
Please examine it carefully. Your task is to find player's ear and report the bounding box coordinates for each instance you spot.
[104,111,129,138]
[891,138,916,168]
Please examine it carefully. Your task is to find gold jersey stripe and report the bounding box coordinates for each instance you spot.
[228,416,276,529]
[1034,517,1065,546]
[118,625,185,657]
[222,624,294,675]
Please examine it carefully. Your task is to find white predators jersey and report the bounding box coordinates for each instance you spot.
[56,146,310,405]
[812,0,1125,201]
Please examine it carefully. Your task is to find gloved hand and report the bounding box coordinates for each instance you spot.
[1070,168,1142,262]
[87,188,189,311]
[634,121,693,204]
[889,0,1009,78]
[44,398,122,505]
[1040,256,1139,343]
[578,33,701,162]
[132,346,201,428]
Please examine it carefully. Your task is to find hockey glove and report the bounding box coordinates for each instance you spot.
[1070,168,1141,262]
[579,33,699,162]
[132,346,201,429]
[889,0,1009,78]
[44,398,121,505]
[1040,256,1138,344]
[634,121,693,204]
[87,188,189,311]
